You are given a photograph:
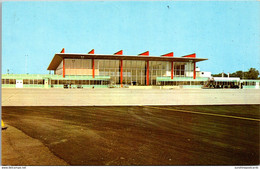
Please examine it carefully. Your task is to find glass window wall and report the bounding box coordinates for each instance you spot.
[149,61,170,85]
[2,79,17,84]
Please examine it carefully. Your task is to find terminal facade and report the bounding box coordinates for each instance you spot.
[2,48,259,89]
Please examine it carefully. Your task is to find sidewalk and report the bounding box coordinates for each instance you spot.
[1,124,68,166]
[2,88,260,106]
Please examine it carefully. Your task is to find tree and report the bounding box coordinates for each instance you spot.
[213,68,259,79]
[212,73,228,77]
[245,68,259,79]
[230,71,243,79]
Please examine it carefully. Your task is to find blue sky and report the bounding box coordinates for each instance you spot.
[2,1,260,74]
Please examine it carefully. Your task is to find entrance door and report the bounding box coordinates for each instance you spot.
[44,79,49,88]
[16,80,23,88]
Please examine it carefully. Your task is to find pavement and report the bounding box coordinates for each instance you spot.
[1,105,259,165]
[1,125,68,166]
[2,88,260,106]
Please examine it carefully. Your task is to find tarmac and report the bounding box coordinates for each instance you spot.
[2,105,259,165]
[2,88,260,106]
[1,88,260,166]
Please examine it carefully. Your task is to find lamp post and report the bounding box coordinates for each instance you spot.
[25,54,28,74]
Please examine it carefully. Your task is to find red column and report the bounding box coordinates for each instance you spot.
[146,61,149,86]
[63,59,65,78]
[120,60,123,87]
[61,48,65,78]
[88,49,95,78]
[171,62,174,79]
[92,59,95,78]
[193,62,196,79]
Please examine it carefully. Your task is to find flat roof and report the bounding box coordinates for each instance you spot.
[47,53,208,70]
[213,77,240,82]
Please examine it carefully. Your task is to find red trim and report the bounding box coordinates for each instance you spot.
[92,59,95,78]
[61,48,65,53]
[120,60,123,87]
[139,51,149,56]
[146,61,149,85]
[162,52,174,57]
[171,62,174,79]
[63,59,65,78]
[114,50,123,55]
[88,49,95,54]
[183,53,196,58]
[193,63,196,79]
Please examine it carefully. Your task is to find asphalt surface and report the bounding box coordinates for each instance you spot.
[2,105,260,165]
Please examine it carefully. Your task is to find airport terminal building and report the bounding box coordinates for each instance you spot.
[2,49,259,89]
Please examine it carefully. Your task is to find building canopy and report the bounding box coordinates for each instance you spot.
[47,53,207,70]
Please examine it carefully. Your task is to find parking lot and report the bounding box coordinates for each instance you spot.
[2,105,259,165]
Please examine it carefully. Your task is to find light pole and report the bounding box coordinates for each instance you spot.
[25,54,28,74]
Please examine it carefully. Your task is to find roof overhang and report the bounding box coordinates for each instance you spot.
[213,77,240,82]
[47,53,208,70]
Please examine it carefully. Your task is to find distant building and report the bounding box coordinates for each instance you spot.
[2,48,259,89]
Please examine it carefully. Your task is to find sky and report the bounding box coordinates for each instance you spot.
[2,1,260,74]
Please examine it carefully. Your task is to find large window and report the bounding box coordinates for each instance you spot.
[98,60,119,85]
[37,80,44,84]
[82,80,89,85]
[160,81,205,86]
[149,61,170,85]
[0,79,16,84]
[9,79,16,84]
[98,60,189,85]
[23,79,29,84]
[244,81,256,86]
[52,80,108,86]
[174,64,185,77]
[51,80,58,84]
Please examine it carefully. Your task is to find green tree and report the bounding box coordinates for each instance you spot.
[212,73,227,77]
[230,71,243,79]
[245,68,259,79]
[213,68,259,79]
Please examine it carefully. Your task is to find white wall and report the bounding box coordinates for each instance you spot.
[55,59,96,76]
[198,71,211,78]
[16,80,23,88]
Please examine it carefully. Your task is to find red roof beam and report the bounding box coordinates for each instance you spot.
[161,52,174,57]
[60,48,65,53]
[138,51,149,56]
[114,50,123,55]
[88,49,95,54]
[182,53,196,58]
